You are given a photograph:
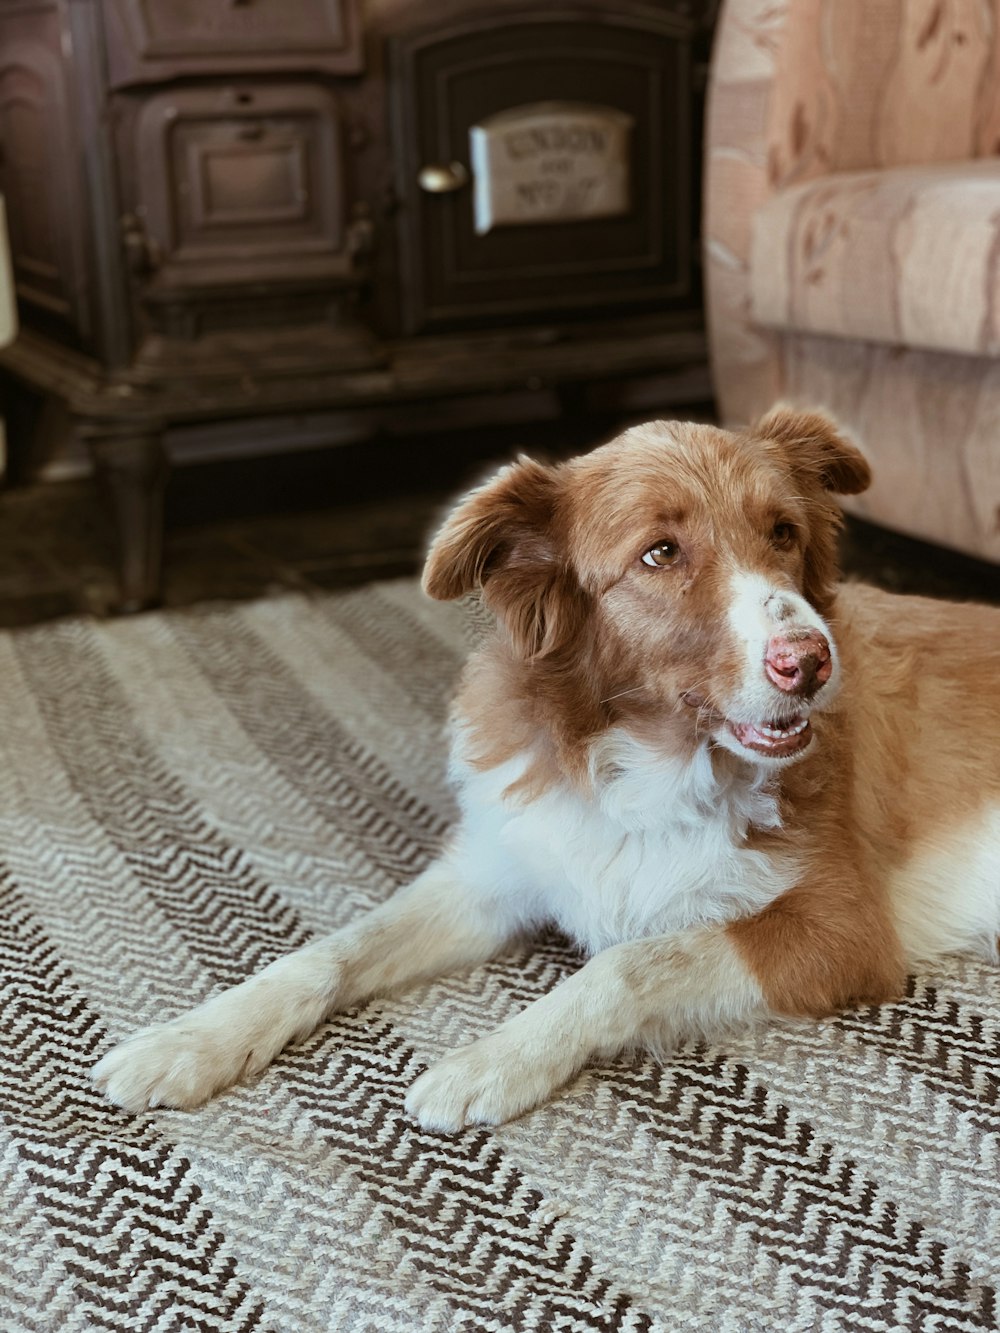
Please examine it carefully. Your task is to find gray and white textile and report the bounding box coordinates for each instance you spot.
[0,580,997,1331]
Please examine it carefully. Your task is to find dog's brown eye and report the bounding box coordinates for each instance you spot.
[771,522,796,550]
[641,541,680,568]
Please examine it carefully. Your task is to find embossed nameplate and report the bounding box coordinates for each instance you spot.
[469,102,633,235]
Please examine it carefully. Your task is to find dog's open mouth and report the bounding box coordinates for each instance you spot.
[727,715,812,758]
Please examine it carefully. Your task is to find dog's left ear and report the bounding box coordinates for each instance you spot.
[423,455,585,659]
[754,405,871,496]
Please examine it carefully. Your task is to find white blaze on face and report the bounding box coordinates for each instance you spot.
[727,572,803,654]
[719,570,840,752]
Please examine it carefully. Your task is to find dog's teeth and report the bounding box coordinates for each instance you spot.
[758,717,808,741]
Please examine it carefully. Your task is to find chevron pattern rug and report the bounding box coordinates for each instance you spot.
[1,578,998,1332]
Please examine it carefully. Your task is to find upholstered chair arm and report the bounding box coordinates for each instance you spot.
[704,0,1000,425]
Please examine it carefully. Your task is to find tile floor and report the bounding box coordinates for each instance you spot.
[0,423,995,627]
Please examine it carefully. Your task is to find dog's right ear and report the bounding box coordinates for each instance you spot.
[754,405,871,496]
[423,456,584,659]
[422,455,556,601]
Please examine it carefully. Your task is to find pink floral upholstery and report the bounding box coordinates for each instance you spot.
[751,161,1000,358]
[705,0,1000,561]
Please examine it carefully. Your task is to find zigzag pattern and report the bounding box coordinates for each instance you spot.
[171,613,452,875]
[93,611,395,901]
[1,581,998,1332]
[9,617,653,1328]
[835,977,1000,1126]
[390,936,1000,1329]
[15,624,309,988]
[0,871,266,1332]
[0,1145,80,1331]
[325,584,466,720]
[251,1011,656,1333]
[603,1049,999,1331]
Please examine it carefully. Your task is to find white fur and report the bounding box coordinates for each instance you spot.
[712,569,840,763]
[890,806,1000,965]
[94,724,779,1127]
[90,569,849,1129]
[92,859,518,1116]
[727,569,839,706]
[405,927,764,1133]
[89,418,1000,1133]
[452,727,794,955]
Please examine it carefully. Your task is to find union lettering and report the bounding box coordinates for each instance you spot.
[504,123,608,160]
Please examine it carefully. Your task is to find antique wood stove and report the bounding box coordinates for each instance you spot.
[0,0,713,608]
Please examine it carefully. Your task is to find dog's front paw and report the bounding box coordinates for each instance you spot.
[405,1034,566,1132]
[92,1021,251,1114]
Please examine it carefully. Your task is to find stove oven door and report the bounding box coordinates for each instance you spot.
[119,82,353,333]
[389,5,696,334]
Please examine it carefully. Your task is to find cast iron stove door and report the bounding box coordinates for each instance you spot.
[390,4,696,334]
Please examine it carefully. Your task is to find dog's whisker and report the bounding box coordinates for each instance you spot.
[694,704,716,739]
[600,685,646,705]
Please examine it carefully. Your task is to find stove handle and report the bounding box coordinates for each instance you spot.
[416,162,470,194]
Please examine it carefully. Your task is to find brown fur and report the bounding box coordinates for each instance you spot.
[92,407,1000,1128]
[425,407,996,1023]
[428,410,865,792]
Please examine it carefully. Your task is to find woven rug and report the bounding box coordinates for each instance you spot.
[1,579,998,1333]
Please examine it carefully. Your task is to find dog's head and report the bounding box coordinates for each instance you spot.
[423,407,869,769]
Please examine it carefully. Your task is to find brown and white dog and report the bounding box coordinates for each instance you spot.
[93,407,1000,1131]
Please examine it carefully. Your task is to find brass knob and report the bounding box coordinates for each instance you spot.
[417,161,470,194]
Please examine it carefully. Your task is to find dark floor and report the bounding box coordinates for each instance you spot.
[0,419,996,627]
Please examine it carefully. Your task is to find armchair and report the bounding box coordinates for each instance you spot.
[705,0,1000,561]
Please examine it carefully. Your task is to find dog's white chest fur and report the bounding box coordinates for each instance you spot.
[452,730,796,954]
